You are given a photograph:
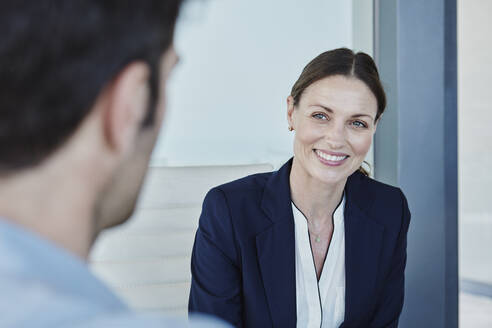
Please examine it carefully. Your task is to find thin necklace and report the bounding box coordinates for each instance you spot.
[309,220,332,243]
[309,194,345,243]
[293,202,325,243]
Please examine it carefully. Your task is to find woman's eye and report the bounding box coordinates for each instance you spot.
[351,120,368,128]
[313,113,328,120]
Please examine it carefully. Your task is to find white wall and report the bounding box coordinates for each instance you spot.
[151,0,356,168]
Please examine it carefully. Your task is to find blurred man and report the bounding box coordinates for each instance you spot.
[0,1,226,327]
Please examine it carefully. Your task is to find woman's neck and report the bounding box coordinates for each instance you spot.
[289,158,346,226]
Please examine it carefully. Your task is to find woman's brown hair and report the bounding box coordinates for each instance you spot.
[290,48,386,176]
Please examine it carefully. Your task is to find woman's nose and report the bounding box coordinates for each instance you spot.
[324,123,345,149]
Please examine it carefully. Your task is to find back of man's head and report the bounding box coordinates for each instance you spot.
[0,1,183,258]
[0,0,181,172]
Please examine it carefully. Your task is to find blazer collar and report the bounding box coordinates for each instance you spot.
[257,159,296,327]
[344,168,377,218]
[342,167,386,326]
[260,158,294,224]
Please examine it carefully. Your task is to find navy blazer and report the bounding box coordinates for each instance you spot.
[189,159,410,328]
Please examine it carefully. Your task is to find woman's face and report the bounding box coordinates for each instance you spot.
[287,75,378,186]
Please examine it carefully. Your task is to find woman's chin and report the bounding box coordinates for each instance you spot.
[312,170,349,186]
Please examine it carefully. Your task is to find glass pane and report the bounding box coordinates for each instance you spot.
[458,0,492,326]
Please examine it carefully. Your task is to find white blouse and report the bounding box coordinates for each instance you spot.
[292,196,346,328]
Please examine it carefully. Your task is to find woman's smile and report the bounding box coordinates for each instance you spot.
[314,149,349,167]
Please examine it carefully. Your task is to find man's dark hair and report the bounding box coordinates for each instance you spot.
[0,1,182,172]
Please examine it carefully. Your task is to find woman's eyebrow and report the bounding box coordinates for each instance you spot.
[310,104,334,113]
[351,113,374,119]
[310,104,375,120]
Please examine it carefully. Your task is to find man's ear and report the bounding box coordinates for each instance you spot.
[286,95,296,129]
[102,62,150,156]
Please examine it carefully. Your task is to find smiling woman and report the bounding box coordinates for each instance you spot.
[288,75,378,186]
[189,48,410,328]
[288,48,386,179]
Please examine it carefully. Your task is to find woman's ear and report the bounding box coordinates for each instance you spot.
[102,61,150,157]
[287,95,296,129]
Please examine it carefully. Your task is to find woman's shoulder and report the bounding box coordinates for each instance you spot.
[350,170,406,202]
[200,171,276,240]
[200,170,274,222]
[210,170,273,198]
[348,171,410,233]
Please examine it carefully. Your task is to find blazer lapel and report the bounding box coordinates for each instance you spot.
[341,172,385,326]
[256,159,296,328]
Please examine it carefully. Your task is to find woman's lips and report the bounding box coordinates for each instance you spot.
[314,149,349,167]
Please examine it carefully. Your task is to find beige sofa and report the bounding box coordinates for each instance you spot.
[89,164,273,316]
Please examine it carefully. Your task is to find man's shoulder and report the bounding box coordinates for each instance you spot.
[0,261,230,328]
[0,280,229,327]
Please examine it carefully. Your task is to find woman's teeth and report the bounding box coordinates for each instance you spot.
[315,150,347,162]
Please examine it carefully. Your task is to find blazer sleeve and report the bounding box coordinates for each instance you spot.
[188,187,242,327]
[369,189,411,328]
